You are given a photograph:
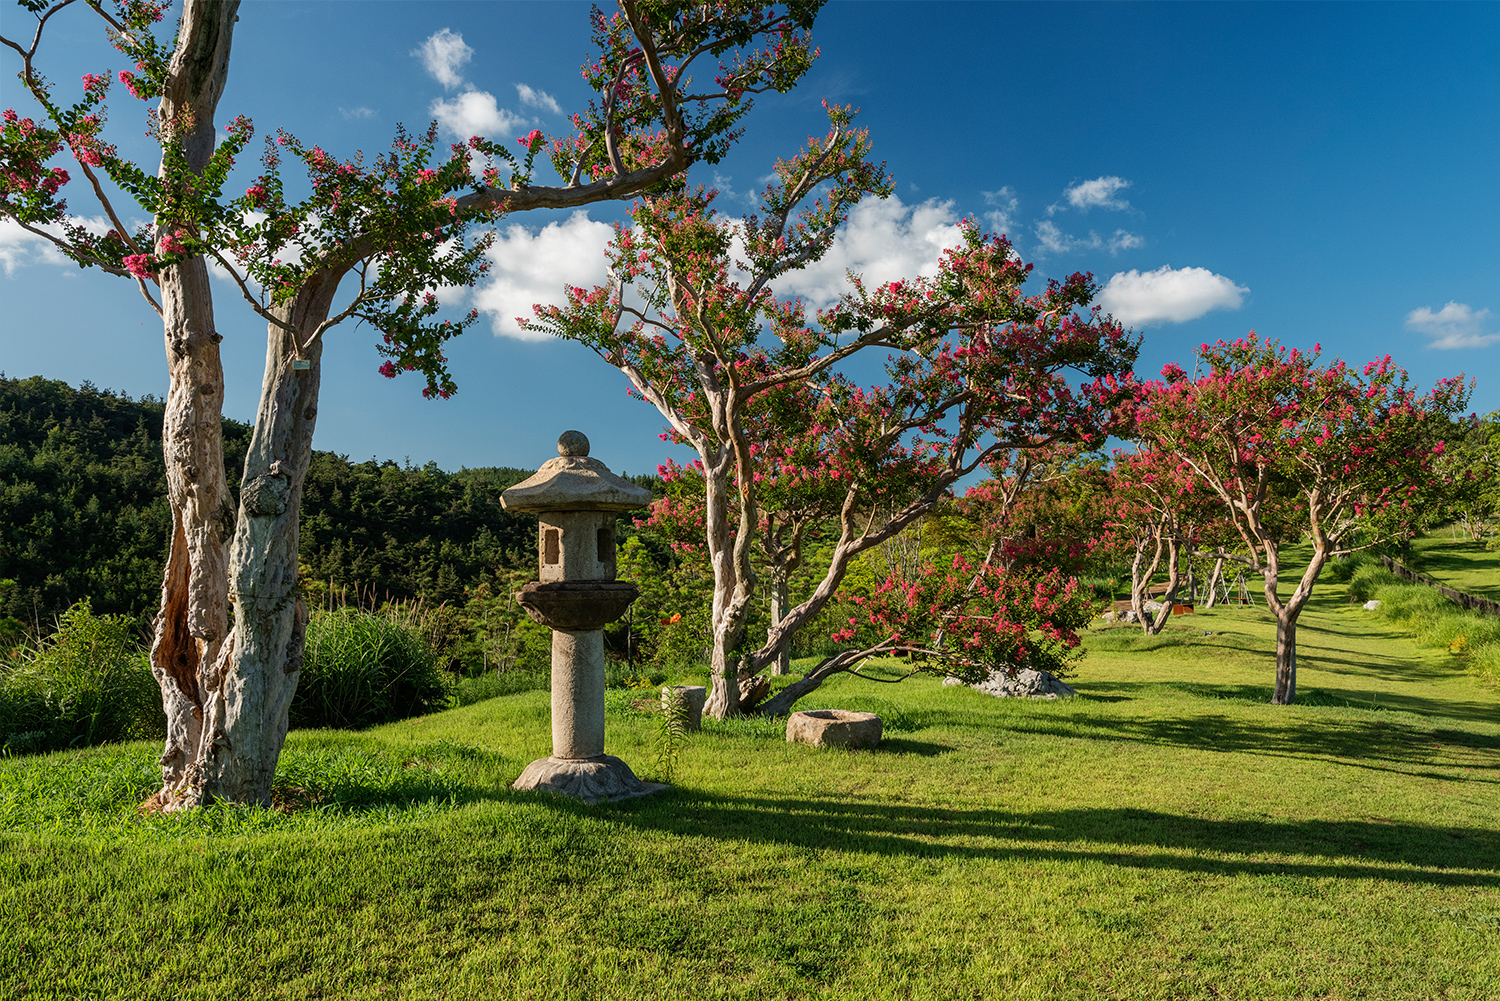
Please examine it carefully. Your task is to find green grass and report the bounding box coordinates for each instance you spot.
[2,577,1498,998]
[1408,530,1500,601]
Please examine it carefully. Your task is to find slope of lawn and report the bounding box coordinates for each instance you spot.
[1408,531,1500,601]
[3,574,1497,999]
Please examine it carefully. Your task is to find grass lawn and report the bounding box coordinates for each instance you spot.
[3,579,1497,999]
[1408,531,1500,601]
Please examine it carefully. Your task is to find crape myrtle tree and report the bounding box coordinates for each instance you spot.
[1134,337,1472,704]
[1104,445,1219,635]
[634,376,859,678]
[951,441,1110,576]
[1430,409,1500,546]
[1,0,823,806]
[525,106,1138,718]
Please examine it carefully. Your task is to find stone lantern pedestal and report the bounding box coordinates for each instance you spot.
[502,431,664,805]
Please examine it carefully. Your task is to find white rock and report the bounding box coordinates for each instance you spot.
[1363,599,1382,611]
[947,668,1078,700]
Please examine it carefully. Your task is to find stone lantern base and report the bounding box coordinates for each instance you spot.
[511,755,667,805]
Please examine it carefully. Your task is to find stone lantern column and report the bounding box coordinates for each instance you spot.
[501,431,664,804]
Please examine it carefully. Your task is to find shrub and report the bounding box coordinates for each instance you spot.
[0,601,162,755]
[291,605,450,729]
[1371,583,1452,622]
[1348,563,1400,602]
[1326,551,1379,584]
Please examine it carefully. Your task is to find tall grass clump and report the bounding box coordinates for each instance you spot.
[0,601,162,755]
[1373,582,1500,687]
[291,605,450,729]
[1347,562,1400,602]
[1326,550,1379,584]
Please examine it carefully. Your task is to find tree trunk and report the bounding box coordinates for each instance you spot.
[1144,539,1180,636]
[145,0,240,810]
[700,445,753,720]
[1266,544,1329,707]
[1203,556,1224,609]
[1272,615,1297,705]
[156,279,334,807]
[1130,538,1161,634]
[769,569,791,676]
[148,253,233,800]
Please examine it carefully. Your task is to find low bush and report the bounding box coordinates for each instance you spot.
[1348,563,1399,602]
[0,601,162,755]
[291,605,450,729]
[1326,551,1380,584]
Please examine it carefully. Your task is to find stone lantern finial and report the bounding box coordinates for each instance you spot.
[557,430,589,457]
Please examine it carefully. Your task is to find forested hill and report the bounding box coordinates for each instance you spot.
[0,374,556,627]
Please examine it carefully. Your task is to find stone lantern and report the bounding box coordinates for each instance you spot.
[501,430,663,804]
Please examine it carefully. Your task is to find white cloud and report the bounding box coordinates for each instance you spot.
[415,28,472,90]
[0,215,112,274]
[1107,229,1144,253]
[771,195,966,308]
[339,106,376,120]
[1033,220,1144,258]
[474,211,615,340]
[516,83,562,115]
[981,187,1019,237]
[1405,301,1498,349]
[1034,220,1077,256]
[1098,265,1248,327]
[1055,175,1132,213]
[430,90,529,139]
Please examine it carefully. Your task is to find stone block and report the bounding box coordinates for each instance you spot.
[672,685,707,730]
[786,709,882,749]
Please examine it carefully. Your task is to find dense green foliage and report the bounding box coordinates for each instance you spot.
[0,375,543,634]
[291,607,453,730]
[0,601,162,755]
[1372,583,1500,688]
[0,375,250,625]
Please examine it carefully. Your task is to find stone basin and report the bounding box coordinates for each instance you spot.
[515,580,639,631]
[786,709,882,749]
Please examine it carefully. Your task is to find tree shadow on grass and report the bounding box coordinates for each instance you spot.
[612,793,1500,887]
[870,738,955,757]
[920,691,1500,785]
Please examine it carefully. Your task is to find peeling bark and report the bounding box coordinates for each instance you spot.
[146,0,239,808]
[768,570,791,676]
[183,284,333,806]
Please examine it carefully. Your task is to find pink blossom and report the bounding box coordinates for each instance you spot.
[122,254,153,278]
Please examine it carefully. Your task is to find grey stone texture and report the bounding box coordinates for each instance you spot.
[550,629,607,760]
[510,755,666,805]
[786,709,883,749]
[500,430,653,516]
[944,668,1078,700]
[516,580,640,630]
[672,685,708,731]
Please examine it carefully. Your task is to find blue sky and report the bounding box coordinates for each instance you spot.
[3,1,1497,478]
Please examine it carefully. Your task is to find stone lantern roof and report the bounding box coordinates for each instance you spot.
[501,431,653,513]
